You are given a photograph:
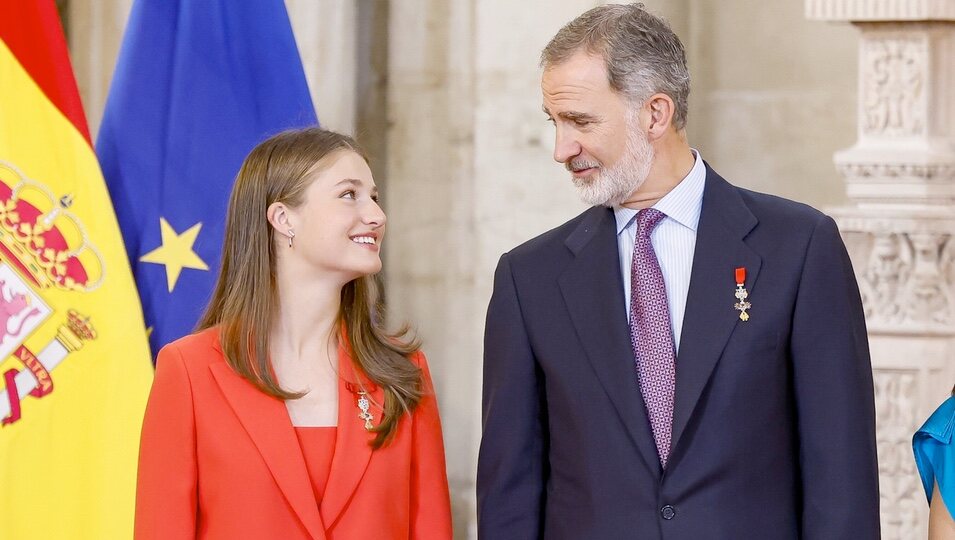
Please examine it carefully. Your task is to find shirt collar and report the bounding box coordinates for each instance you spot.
[614,148,706,235]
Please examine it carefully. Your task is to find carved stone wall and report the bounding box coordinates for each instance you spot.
[843,217,955,333]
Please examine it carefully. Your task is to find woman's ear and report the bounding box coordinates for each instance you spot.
[267,201,292,235]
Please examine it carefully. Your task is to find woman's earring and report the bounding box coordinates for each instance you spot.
[287,228,295,248]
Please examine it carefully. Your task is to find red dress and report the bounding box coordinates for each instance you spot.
[294,427,338,501]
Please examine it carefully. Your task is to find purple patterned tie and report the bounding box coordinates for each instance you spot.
[629,208,676,469]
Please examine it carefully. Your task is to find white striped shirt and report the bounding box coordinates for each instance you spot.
[614,149,705,353]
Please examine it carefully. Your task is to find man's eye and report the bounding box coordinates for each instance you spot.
[546,117,556,125]
[573,119,591,127]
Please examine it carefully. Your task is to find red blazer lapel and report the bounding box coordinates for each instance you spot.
[321,341,382,528]
[208,356,326,540]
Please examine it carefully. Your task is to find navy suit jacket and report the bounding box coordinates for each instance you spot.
[477,165,880,539]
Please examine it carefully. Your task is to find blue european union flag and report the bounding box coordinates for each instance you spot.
[96,0,317,358]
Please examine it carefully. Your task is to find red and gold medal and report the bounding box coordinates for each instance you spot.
[734,267,751,321]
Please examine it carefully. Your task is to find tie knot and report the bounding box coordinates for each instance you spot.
[636,208,666,238]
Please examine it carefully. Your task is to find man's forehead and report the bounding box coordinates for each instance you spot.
[541,77,612,116]
[542,53,610,104]
[542,82,601,107]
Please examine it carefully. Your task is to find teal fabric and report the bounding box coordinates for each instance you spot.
[914,396,955,516]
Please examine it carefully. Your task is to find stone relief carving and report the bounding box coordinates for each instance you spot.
[861,233,907,321]
[905,233,953,324]
[862,36,926,136]
[854,229,955,331]
[874,369,924,540]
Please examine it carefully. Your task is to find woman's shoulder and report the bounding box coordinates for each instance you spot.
[914,395,955,506]
[156,326,224,369]
[408,348,427,367]
[917,396,955,445]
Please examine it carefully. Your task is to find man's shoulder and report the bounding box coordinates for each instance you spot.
[505,205,605,262]
[735,185,828,227]
[712,175,844,256]
[703,161,831,237]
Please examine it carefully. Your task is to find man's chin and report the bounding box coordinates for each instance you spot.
[573,180,638,207]
[574,186,619,207]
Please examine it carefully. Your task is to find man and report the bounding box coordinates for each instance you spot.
[477,3,880,539]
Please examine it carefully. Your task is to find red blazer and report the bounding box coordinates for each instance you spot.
[135,327,453,539]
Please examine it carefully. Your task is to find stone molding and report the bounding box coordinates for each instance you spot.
[837,162,955,181]
[836,160,955,204]
[806,0,955,21]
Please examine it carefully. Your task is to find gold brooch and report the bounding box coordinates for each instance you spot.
[357,390,374,430]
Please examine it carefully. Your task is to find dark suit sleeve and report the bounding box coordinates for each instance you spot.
[477,253,547,539]
[790,215,880,538]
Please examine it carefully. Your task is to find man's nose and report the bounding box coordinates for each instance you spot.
[553,128,581,164]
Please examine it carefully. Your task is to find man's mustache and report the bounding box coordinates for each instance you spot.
[566,159,601,172]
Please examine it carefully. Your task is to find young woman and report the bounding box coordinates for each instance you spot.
[915,385,955,540]
[134,128,453,539]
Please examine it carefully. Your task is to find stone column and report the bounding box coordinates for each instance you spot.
[807,1,955,537]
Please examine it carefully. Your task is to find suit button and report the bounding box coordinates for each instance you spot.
[660,505,676,520]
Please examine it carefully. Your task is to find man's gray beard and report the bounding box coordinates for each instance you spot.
[572,125,655,207]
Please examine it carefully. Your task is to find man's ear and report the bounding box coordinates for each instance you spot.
[645,93,676,140]
[267,201,292,235]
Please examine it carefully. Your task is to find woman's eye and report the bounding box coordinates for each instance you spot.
[341,190,356,199]
[371,195,380,203]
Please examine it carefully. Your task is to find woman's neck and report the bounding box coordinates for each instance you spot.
[271,265,344,364]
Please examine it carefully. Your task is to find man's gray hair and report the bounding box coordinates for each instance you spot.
[541,3,690,130]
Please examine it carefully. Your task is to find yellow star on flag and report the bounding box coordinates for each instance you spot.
[140,217,210,292]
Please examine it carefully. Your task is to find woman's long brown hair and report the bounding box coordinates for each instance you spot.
[197,127,422,448]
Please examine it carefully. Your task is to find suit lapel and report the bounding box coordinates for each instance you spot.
[320,340,379,528]
[670,166,760,459]
[209,359,326,540]
[557,207,662,477]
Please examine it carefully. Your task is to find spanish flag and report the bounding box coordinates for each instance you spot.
[0,2,153,538]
